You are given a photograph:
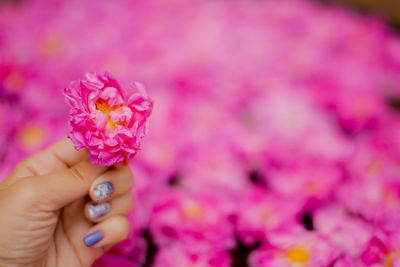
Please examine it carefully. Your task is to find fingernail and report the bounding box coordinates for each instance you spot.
[87,155,91,162]
[87,202,110,219]
[83,231,104,247]
[93,182,114,201]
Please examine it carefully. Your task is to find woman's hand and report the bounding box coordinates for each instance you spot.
[0,138,133,267]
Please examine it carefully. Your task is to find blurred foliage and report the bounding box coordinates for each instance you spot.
[321,0,400,28]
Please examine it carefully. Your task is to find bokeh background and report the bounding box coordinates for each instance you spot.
[1,0,400,266]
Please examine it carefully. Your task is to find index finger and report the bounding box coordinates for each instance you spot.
[9,138,88,180]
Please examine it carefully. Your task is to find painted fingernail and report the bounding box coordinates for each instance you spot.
[87,155,91,161]
[93,182,114,201]
[83,231,104,247]
[87,202,110,219]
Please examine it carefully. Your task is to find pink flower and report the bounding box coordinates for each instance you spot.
[149,189,235,249]
[92,253,140,267]
[268,159,343,203]
[109,230,147,265]
[235,185,304,246]
[313,205,373,256]
[153,244,232,267]
[64,72,153,166]
[359,236,399,266]
[249,226,341,267]
[333,256,363,267]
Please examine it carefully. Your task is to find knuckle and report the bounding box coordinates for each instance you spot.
[113,167,133,189]
[126,176,133,190]
[112,216,130,239]
[120,219,130,240]
[121,169,133,189]
[17,159,39,176]
[123,194,134,212]
[69,165,87,183]
[121,167,133,179]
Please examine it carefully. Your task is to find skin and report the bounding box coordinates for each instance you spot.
[0,138,133,267]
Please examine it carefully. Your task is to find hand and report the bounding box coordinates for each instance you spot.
[0,138,133,267]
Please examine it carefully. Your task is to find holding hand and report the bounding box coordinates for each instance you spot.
[0,138,133,267]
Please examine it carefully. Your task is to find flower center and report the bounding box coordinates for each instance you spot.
[19,124,45,150]
[285,246,310,264]
[95,99,126,128]
[183,203,203,219]
[96,99,117,116]
[385,252,400,267]
[366,160,381,176]
[41,34,62,57]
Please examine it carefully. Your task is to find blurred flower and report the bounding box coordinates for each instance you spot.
[249,226,341,267]
[149,189,235,249]
[1,0,400,264]
[360,236,400,266]
[153,244,231,267]
[93,253,140,267]
[235,185,304,246]
[314,205,373,256]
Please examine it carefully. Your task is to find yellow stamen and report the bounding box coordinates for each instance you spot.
[366,160,381,176]
[95,99,126,128]
[183,203,203,219]
[41,34,62,57]
[286,246,310,264]
[19,124,45,150]
[96,99,116,115]
[385,252,400,267]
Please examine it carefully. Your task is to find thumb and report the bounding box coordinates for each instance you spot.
[22,159,108,210]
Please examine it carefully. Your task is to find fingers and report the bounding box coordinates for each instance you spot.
[83,216,130,248]
[82,166,133,251]
[9,138,88,180]
[24,158,108,209]
[89,166,133,203]
[85,193,133,222]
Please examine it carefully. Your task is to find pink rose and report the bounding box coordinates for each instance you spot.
[64,72,153,166]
